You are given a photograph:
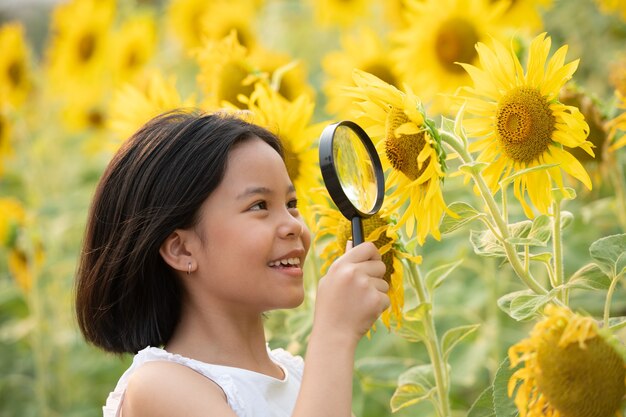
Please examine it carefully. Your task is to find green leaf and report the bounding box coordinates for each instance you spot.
[497,290,553,321]
[551,186,577,202]
[390,365,436,412]
[425,260,463,292]
[395,319,426,343]
[527,252,552,262]
[589,234,626,277]
[499,163,558,188]
[404,302,432,322]
[460,161,489,175]
[467,386,496,417]
[355,357,417,390]
[560,211,574,229]
[440,202,486,235]
[493,357,520,417]
[609,317,626,331]
[470,229,506,258]
[442,323,480,361]
[566,263,611,291]
[440,116,455,135]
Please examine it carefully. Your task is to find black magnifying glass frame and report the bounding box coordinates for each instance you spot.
[319,120,385,245]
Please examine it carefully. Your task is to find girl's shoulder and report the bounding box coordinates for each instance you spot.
[103,347,246,417]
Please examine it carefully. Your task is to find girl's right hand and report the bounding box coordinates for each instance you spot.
[313,241,390,345]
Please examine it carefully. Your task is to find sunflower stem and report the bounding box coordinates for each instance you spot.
[551,200,566,304]
[604,275,621,327]
[406,261,451,417]
[439,130,548,296]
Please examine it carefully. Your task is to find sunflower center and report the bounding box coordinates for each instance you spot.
[87,108,105,129]
[434,18,479,74]
[495,86,555,163]
[218,61,254,107]
[536,328,625,417]
[385,107,428,181]
[337,214,395,284]
[78,33,97,62]
[7,61,24,87]
[363,62,398,87]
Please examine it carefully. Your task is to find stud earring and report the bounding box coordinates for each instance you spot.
[187,262,192,276]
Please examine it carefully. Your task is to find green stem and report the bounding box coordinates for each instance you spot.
[406,262,451,417]
[551,201,567,304]
[604,275,620,327]
[440,131,548,295]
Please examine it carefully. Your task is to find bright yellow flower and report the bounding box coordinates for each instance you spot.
[391,0,509,113]
[607,92,626,151]
[108,70,197,145]
[457,33,594,216]
[344,69,449,245]
[0,22,32,107]
[306,0,373,28]
[322,27,402,118]
[595,0,626,20]
[0,197,26,246]
[1,108,13,173]
[44,0,115,94]
[111,14,158,83]
[314,205,415,328]
[236,81,324,226]
[167,0,259,51]
[508,305,626,417]
[491,0,553,32]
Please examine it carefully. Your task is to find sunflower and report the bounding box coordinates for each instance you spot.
[456,33,595,217]
[44,0,115,94]
[107,70,197,145]
[595,0,626,20]
[0,22,32,108]
[111,14,157,83]
[508,304,626,417]
[306,0,373,28]
[607,92,626,151]
[167,0,259,52]
[0,109,13,173]
[322,27,402,118]
[343,69,448,245]
[314,204,417,328]
[236,81,324,227]
[391,0,509,113]
[490,0,553,32]
[194,30,255,110]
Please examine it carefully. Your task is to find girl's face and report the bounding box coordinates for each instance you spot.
[190,137,311,313]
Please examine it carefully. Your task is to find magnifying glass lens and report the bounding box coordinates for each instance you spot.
[332,125,379,214]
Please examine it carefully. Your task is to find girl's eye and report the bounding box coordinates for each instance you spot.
[250,201,268,211]
[287,198,298,210]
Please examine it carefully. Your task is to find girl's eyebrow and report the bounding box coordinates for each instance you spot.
[236,184,296,200]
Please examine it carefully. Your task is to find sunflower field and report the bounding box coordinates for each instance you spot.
[2,0,626,416]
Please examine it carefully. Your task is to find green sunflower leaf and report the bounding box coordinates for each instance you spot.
[589,234,626,277]
[460,161,489,175]
[440,202,486,234]
[493,357,520,417]
[566,263,611,291]
[467,385,496,417]
[395,319,426,343]
[355,356,417,390]
[390,365,436,412]
[425,259,463,292]
[441,323,480,361]
[470,229,506,258]
[497,290,553,321]
[560,211,574,230]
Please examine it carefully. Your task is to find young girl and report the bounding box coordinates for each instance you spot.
[75,110,390,417]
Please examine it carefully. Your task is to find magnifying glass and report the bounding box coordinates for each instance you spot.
[319,121,385,245]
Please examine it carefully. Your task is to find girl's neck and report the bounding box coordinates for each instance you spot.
[164,303,282,378]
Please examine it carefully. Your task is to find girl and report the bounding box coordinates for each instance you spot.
[75,110,390,417]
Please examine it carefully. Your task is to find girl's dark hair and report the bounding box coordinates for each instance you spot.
[75,110,283,354]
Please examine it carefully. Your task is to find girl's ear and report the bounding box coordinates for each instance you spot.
[159,230,196,275]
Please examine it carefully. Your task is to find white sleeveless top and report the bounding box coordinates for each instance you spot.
[103,346,304,417]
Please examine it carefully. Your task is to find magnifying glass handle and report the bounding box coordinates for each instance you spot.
[351,216,365,246]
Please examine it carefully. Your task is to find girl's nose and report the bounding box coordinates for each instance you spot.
[280,213,304,239]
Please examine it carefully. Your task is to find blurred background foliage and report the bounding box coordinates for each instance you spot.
[1,0,626,416]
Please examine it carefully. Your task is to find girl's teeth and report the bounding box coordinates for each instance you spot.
[269,258,300,267]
